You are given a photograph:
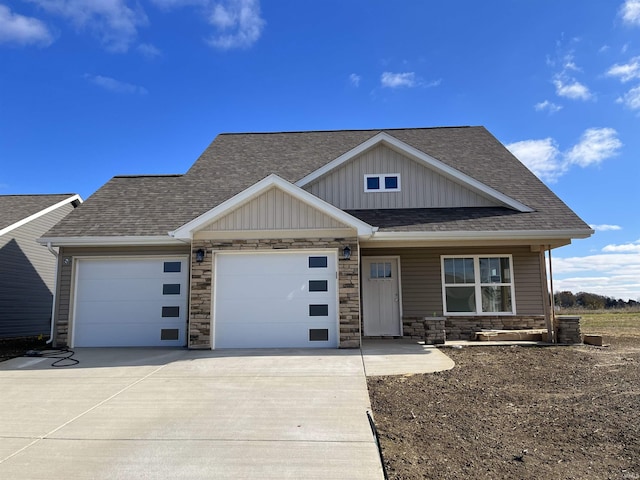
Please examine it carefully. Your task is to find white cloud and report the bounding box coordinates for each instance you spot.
[84,74,148,94]
[349,73,361,87]
[534,100,563,113]
[137,42,161,58]
[602,239,640,252]
[616,85,640,110]
[207,0,265,50]
[553,75,592,100]
[590,224,622,232]
[552,252,640,300]
[506,138,565,183]
[381,72,416,88]
[565,128,622,167]
[606,57,640,82]
[0,5,53,46]
[507,128,622,183]
[621,0,640,26]
[26,0,147,52]
[150,0,207,7]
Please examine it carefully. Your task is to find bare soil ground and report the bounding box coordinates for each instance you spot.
[0,336,47,363]
[367,313,640,480]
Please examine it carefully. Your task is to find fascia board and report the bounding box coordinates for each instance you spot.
[37,235,185,247]
[0,194,83,237]
[295,132,533,213]
[365,229,594,242]
[170,174,374,239]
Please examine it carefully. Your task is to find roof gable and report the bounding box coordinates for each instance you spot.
[170,174,374,239]
[296,132,533,212]
[0,194,81,237]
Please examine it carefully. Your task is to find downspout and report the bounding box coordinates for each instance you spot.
[547,245,557,344]
[45,242,59,345]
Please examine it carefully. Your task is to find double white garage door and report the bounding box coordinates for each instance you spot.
[72,252,338,348]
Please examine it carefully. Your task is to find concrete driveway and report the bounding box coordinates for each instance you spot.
[0,343,453,479]
[0,348,384,479]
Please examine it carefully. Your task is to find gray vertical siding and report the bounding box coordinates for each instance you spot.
[305,144,498,209]
[204,187,348,231]
[0,203,75,337]
[360,246,545,318]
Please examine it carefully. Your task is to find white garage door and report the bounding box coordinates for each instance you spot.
[214,251,338,348]
[72,258,188,347]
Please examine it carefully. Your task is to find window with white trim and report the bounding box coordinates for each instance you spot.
[364,174,400,192]
[441,255,515,315]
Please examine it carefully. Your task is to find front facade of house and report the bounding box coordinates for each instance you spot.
[40,127,593,349]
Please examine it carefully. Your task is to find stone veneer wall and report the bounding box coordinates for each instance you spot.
[403,317,446,344]
[444,316,547,340]
[189,237,360,349]
[555,315,582,344]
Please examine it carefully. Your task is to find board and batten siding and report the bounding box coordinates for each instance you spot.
[0,202,75,337]
[304,144,499,210]
[53,245,190,347]
[202,186,349,231]
[360,246,546,318]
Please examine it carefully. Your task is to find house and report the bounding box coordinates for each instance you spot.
[39,127,593,349]
[0,194,81,338]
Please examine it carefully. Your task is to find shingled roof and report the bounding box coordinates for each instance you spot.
[0,194,79,233]
[42,126,591,239]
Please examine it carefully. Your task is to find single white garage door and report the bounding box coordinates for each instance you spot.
[72,258,188,347]
[214,251,338,348]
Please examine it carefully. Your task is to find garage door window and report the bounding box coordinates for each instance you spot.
[308,256,328,268]
[162,284,181,295]
[162,306,180,317]
[309,304,329,316]
[309,280,328,292]
[163,261,182,273]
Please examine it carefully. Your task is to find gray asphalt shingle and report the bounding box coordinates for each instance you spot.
[42,127,591,238]
[0,194,77,232]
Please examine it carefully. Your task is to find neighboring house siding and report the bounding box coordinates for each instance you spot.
[360,246,545,318]
[305,144,499,210]
[53,245,191,346]
[202,187,349,231]
[0,203,74,337]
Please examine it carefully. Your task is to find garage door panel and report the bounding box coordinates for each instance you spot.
[73,258,187,347]
[215,322,333,349]
[214,252,338,348]
[216,277,333,302]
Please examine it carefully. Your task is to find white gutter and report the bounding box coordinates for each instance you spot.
[364,229,594,242]
[45,242,58,345]
[38,235,184,247]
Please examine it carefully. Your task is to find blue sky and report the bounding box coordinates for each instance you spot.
[1,0,639,301]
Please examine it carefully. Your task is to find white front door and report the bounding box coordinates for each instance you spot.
[362,257,402,336]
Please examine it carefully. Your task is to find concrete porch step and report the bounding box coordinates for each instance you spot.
[475,329,548,342]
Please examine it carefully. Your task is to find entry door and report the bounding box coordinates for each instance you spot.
[362,257,402,336]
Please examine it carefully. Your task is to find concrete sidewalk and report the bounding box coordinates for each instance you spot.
[0,348,384,480]
[361,340,455,376]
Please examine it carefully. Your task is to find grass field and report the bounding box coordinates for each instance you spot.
[566,310,640,339]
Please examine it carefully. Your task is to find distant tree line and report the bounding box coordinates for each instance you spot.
[554,291,639,310]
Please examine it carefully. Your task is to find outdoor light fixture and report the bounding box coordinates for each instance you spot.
[195,248,205,263]
[342,245,351,260]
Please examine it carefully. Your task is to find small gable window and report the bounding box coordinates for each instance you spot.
[364,174,400,192]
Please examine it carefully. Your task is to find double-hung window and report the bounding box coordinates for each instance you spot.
[441,255,515,315]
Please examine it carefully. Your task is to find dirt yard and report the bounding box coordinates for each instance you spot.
[367,313,640,480]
